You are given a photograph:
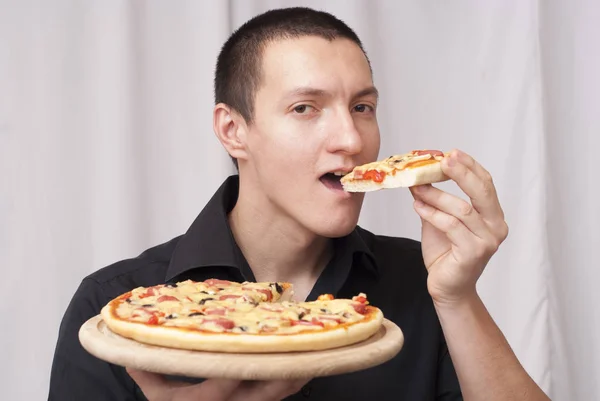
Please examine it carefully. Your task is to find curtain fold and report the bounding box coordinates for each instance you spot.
[541,1,600,399]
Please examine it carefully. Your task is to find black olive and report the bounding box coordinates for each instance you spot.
[239,326,248,332]
[320,308,328,313]
[274,282,283,294]
[298,312,306,320]
[200,291,209,294]
[165,283,177,288]
[125,298,132,303]
[199,297,214,305]
[166,314,176,319]
[188,312,204,317]
[142,304,154,307]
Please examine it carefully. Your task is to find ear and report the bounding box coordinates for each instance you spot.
[213,103,249,162]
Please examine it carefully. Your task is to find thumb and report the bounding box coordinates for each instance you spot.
[409,184,430,200]
[127,368,243,401]
[126,368,172,399]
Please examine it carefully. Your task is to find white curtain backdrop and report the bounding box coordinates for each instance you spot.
[1,1,597,400]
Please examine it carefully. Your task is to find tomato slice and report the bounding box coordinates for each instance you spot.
[204,278,231,287]
[362,169,385,183]
[157,295,178,302]
[242,287,273,302]
[204,279,232,287]
[255,288,273,302]
[354,295,367,304]
[138,287,157,299]
[353,303,368,314]
[213,318,235,330]
[414,150,444,157]
[202,317,235,330]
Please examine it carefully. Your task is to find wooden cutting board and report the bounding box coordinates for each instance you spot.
[79,315,404,380]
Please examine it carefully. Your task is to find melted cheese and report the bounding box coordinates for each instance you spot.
[348,151,442,179]
[115,280,370,335]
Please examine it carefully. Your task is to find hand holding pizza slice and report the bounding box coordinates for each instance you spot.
[342,148,509,304]
[408,149,509,304]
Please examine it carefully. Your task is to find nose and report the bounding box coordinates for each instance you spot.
[327,111,363,155]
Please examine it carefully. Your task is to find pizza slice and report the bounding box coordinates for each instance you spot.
[340,149,450,192]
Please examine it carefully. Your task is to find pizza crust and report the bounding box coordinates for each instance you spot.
[101,304,383,353]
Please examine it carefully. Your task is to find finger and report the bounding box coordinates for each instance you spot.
[127,368,242,401]
[126,368,171,400]
[231,379,309,401]
[179,379,242,401]
[440,150,505,221]
[415,198,503,262]
[450,149,492,182]
[410,184,491,241]
[413,199,479,249]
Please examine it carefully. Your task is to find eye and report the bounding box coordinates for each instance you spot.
[353,104,373,113]
[293,104,313,114]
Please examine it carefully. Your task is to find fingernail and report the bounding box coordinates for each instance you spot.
[446,154,456,167]
[414,200,432,215]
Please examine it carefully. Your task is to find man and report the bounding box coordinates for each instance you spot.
[48,7,551,401]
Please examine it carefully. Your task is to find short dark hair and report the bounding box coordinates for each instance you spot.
[214,7,370,168]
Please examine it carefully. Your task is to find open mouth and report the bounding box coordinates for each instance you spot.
[319,172,346,191]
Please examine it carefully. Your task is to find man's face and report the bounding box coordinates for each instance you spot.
[242,36,380,238]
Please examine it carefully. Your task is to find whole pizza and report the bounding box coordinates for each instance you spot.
[100,278,383,353]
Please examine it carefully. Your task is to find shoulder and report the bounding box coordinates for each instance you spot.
[84,235,182,300]
[49,237,184,400]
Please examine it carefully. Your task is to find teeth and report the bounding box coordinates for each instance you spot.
[332,171,346,176]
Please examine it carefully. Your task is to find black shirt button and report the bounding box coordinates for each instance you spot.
[301,385,312,397]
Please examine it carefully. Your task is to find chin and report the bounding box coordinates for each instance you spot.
[309,213,360,239]
[319,225,357,239]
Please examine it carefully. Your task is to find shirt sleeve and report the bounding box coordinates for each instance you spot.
[48,278,142,401]
[436,338,464,400]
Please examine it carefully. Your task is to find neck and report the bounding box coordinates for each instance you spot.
[228,180,333,292]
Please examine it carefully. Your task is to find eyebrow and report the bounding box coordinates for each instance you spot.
[352,86,379,102]
[284,87,330,99]
[283,86,379,102]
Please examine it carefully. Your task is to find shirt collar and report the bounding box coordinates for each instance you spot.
[165,175,379,282]
[343,227,379,276]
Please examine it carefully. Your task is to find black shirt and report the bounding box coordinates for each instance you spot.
[48,175,462,401]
